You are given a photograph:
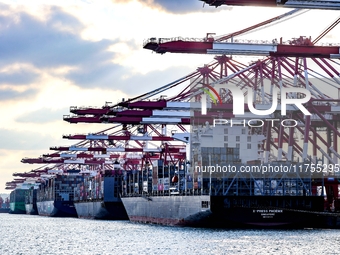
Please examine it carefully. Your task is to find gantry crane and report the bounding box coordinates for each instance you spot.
[138,8,340,164]
[11,6,340,195]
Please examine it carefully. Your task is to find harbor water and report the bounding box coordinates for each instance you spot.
[1,214,340,254]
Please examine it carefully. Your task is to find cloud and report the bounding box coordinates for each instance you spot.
[111,0,230,13]
[15,108,68,124]
[0,3,124,93]
[150,0,205,13]
[116,65,193,96]
[66,62,124,88]
[0,5,115,68]
[0,128,59,150]
[0,87,37,101]
[0,3,210,98]
[68,60,193,96]
[0,68,39,85]
[0,3,149,103]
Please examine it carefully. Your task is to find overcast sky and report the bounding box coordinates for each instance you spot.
[0,0,339,193]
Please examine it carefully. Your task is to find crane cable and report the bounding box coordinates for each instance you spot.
[214,9,310,42]
[312,16,340,45]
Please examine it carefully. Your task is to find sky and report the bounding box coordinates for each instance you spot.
[0,0,340,193]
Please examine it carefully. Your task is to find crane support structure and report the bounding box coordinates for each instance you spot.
[201,0,340,10]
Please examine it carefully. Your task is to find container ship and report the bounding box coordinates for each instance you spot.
[25,187,38,215]
[37,170,84,217]
[121,124,340,228]
[0,196,10,213]
[73,169,128,220]
[9,180,39,214]
[9,188,26,214]
[24,180,40,215]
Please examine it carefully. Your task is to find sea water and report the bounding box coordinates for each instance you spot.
[1,213,340,255]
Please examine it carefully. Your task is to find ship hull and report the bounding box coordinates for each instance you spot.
[37,200,77,217]
[25,188,38,215]
[25,203,38,215]
[121,195,213,226]
[9,202,26,214]
[74,200,128,220]
[121,195,336,228]
[211,206,339,228]
[9,189,28,214]
[210,195,327,228]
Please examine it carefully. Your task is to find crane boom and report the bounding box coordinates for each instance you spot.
[144,8,340,58]
[143,37,340,58]
[201,0,340,10]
